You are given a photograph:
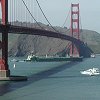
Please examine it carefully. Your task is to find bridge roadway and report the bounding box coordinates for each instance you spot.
[0,24,93,57]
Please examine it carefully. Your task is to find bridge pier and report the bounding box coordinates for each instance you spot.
[0,0,27,81]
[69,4,80,57]
[0,70,10,77]
[0,0,9,79]
[0,28,27,81]
[0,26,10,77]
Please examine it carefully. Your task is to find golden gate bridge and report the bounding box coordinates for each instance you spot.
[0,0,93,80]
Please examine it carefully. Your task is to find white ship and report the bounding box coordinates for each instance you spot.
[80,68,100,76]
[91,54,95,58]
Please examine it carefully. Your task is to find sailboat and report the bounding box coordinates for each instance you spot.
[13,63,16,68]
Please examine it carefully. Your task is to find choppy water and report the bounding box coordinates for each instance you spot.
[1,56,100,100]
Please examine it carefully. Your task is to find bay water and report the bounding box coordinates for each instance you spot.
[0,56,100,100]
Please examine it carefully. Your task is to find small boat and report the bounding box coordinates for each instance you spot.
[13,63,16,68]
[91,54,95,58]
[80,68,100,76]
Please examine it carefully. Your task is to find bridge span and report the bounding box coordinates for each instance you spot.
[0,0,93,80]
[0,24,93,58]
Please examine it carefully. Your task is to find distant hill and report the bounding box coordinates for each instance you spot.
[80,30,100,54]
[7,22,100,57]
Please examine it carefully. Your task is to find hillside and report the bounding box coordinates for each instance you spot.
[6,23,100,57]
[80,30,100,53]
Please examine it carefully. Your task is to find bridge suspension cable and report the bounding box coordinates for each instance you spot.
[79,14,82,31]
[60,8,72,36]
[62,9,70,28]
[35,0,59,32]
[21,0,44,29]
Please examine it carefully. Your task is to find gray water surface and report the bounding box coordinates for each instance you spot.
[0,56,100,100]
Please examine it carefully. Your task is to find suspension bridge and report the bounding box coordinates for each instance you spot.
[0,0,93,80]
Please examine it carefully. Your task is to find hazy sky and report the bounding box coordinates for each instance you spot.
[37,0,100,33]
[0,0,100,33]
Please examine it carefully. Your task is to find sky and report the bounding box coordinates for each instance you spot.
[37,0,100,33]
[0,0,100,33]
